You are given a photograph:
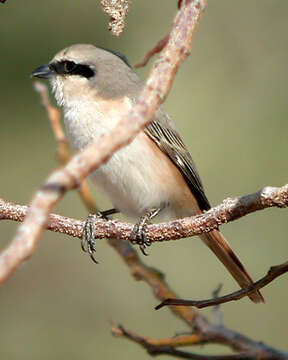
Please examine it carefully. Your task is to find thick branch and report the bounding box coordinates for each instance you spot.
[0,0,206,285]
[1,183,288,243]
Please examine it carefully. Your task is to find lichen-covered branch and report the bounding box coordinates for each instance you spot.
[100,0,130,36]
[1,183,288,244]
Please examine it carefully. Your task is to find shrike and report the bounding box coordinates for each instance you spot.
[31,44,263,303]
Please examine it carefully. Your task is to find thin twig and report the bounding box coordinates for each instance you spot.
[211,283,223,326]
[134,32,170,68]
[156,262,288,309]
[33,81,69,163]
[0,0,206,285]
[112,326,201,347]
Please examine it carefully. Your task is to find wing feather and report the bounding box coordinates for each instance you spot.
[145,120,211,211]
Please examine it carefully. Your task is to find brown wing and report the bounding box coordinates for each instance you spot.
[145,120,211,211]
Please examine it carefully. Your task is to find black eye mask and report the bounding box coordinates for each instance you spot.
[50,60,95,79]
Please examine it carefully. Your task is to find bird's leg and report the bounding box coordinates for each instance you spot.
[81,208,119,263]
[129,208,161,256]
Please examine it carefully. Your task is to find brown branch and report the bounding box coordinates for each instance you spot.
[112,326,201,348]
[156,262,288,309]
[100,0,130,36]
[109,239,288,359]
[1,196,288,358]
[0,0,206,285]
[112,325,286,360]
[34,81,69,163]
[33,81,99,214]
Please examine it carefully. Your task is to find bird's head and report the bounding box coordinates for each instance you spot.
[31,44,141,107]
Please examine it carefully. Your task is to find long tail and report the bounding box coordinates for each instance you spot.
[200,230,264,303]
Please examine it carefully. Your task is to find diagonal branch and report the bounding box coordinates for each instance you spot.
[0,0,206,285]
[156,261,288,309]
[134,32,170,68]
[34,81,98,214]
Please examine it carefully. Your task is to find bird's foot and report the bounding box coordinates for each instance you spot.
[81,208,119,263]
[129,208,161,256]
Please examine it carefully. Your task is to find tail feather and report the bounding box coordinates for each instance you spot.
[200,230,264,303]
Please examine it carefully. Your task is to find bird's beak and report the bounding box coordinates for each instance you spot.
[30,64,54,79]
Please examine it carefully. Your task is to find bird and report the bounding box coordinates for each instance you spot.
[31,44,263,303]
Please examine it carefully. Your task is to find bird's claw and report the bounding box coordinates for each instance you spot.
[81,212,106,264]
[129,226,152,256]
[128,208,160,256]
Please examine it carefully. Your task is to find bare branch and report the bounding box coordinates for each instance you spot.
[108,236,288,358]
[1,197,288,358]
[34,81,99,213]
[156,261,288,309]
[0,0,206,285]
[100,0,130,36]
[34,81,70,164]
[134,32,170,68]
[112,325,286,360]
[112,326,202,347]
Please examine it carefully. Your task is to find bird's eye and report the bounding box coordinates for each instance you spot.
[63,61,76,73]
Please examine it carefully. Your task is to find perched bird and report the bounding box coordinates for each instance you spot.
[31,44,263,303]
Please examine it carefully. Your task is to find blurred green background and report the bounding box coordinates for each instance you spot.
[1,1,287,358]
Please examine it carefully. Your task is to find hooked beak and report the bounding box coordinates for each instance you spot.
[30,64,54,79]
